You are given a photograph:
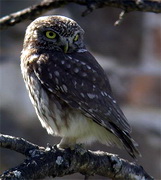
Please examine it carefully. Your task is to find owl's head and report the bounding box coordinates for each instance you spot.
[24,15,85,53]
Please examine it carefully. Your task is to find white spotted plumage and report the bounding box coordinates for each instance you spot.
[21,15,140,159]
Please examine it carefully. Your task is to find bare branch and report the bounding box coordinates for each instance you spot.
[0,0,161,30]
[0,134,154,180]
[82,0,161,15]
[0,134,44,156]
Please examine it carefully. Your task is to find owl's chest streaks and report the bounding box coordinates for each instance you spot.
[23,70,75,135]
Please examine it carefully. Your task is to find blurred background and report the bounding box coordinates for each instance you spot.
[0,0,161,179]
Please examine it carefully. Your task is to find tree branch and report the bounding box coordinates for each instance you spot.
[0,0,161,30]
[0,134,44,156]
[0,133,154,180]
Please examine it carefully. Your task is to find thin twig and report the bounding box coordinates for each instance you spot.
[114,10,127,26]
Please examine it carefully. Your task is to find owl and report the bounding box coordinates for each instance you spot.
[21,15,140,159]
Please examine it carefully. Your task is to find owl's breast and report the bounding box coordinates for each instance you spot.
[23,71,62,135]
[20,65,85,138]
[20,51,106,142]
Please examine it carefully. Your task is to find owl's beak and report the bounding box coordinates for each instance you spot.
[64,39,69,53]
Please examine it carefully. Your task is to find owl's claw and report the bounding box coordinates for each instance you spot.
[74,144,87,155]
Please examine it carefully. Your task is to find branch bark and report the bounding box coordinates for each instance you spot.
[0,0,161,30]
[0,134,44,156]
[0,133,154,180]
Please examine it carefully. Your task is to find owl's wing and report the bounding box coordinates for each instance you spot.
[33,50,141,158]
[33,50,131,135]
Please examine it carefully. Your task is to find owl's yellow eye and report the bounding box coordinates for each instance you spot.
[73,34,79,42]
[45,31,56,39]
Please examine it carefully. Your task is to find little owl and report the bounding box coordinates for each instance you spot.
[21,15,140,158]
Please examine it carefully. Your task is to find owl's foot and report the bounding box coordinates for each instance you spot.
[57,137,87,154]
[74,144,87,155]
[57,137,77,149]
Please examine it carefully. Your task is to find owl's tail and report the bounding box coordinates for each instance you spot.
[110,122,141,159]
